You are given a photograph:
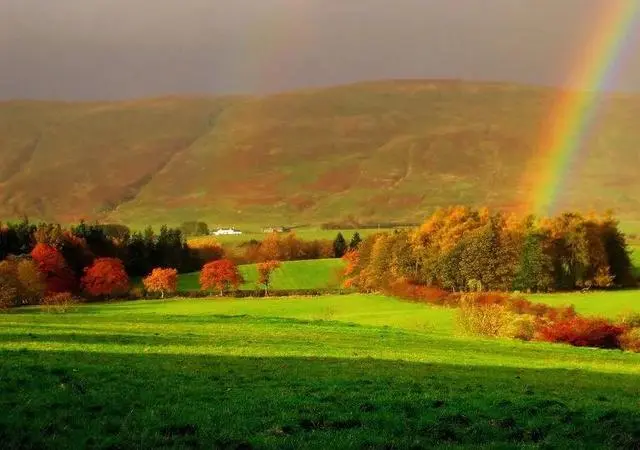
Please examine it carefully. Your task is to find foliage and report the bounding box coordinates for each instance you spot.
[333,232,347,258]
[535,316,625,349]
[143,268,178,298]
[0,257,46,308]
[349,232,362,250]
[199,259,243,295]
[619,328,640,352]
[179,221,209,237]
[81,258,130,297]
[41,292,78,313]
[257,260,281,294]
[455,301,513,337]
[348,208,636,293]
[31,243,76,294]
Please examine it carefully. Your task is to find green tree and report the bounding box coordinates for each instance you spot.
[333,233,347,258]
[349,232,362,250]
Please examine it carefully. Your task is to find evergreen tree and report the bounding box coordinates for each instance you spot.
[349,232,362,250]
[333,232,347,258]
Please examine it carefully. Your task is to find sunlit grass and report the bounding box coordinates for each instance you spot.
[2,295,639,448]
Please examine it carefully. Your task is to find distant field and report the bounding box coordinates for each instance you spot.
[200,228,383,246]
[528,290,640,318]
[2,295,639,448]
[178,258,345,291]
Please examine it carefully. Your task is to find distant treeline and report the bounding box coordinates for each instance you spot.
[0,220,200,277]
[345,207,636,293]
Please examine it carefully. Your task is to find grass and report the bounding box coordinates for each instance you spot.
[178,259,345,291]
[1,294,640,448]
[527,290,640,318]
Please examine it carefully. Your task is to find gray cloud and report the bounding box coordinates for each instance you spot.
[1,0,639,99]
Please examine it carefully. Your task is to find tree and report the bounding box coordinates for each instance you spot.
[349,232,362,250]
[333,233,347,258]
[200,259,243,295]
[143,268,178,298]
[257,260,281,295]
[81,258,129,297]
[31,243,76,294]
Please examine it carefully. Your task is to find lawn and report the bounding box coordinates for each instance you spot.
[527,290,640,318]
[1,295,640,449]
[178,259,345,292]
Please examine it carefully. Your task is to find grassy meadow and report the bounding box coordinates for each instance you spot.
[177,259,345,292]
[2,295,640,449]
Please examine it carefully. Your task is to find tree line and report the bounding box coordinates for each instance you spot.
[345,207,636,293]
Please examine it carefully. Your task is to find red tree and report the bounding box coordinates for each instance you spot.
[143,268,178,298]
[200,259,243,295]
[31,243,76,294]
[81,258,129,297]
[257,260,281,295]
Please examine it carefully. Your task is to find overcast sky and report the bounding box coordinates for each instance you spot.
[1,0,639,100]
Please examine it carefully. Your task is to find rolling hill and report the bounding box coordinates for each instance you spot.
[1,80,640,227]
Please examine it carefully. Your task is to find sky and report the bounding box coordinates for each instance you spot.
[1,0,639,100]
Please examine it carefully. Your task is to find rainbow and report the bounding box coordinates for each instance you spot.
[527,1,640,216]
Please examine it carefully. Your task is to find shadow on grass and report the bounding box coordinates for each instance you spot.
[1,349,639,449]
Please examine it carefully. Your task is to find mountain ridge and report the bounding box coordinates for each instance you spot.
[1,80,639,227]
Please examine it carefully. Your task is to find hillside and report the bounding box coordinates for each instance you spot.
[2,80,640,226]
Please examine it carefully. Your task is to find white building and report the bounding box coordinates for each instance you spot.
[212,228,242,236]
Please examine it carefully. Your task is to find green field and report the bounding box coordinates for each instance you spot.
[528,290,640,318]
[178,259,345,292]
[1,295,639,449]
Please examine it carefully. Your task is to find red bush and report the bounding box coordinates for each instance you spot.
[536,316,625,349]
[81,258,129,297]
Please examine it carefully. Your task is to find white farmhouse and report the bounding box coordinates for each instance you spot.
[212,228,243,236]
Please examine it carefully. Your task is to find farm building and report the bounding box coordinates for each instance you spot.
[212,228,242,236]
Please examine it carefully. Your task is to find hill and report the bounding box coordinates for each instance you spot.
[2,295,639,448]
[2,80,640,226]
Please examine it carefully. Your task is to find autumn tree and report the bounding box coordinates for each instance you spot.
[143,268,178,298]
[200,259,243,295]
[81,258,129,297]
[31,243,76,294]
[257,260,281,295]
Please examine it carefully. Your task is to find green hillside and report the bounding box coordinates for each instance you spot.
[2,295,639,448]
[2,80,640,226]
[178,259,345,291]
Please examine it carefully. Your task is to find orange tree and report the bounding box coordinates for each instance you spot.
[199,259,243,295]
[81,257,130,297]
[143,268,178,298]
[257,260,281,295]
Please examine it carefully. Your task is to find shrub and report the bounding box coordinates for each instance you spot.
[617,312,640,329]
[499,314,536,341]
[536,316,625,349]
[81,258,130,297]
[455,296,513,337]
[16,259,46,305]
[143,268,178,298]
[41,292,77,313]
[619,328,640,352]
[128,286,146,300]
